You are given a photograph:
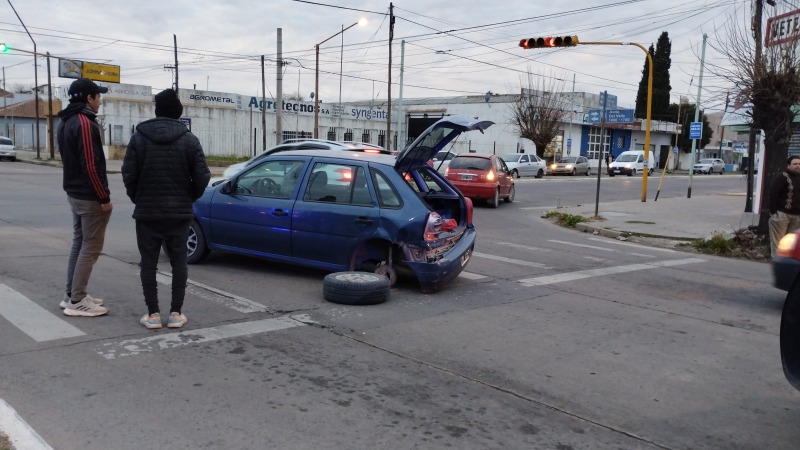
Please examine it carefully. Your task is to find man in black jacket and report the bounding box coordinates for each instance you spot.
[769,155,800,258]
[58,78,112,317]
[122,89,210,329]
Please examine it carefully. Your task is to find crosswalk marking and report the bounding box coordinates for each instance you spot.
[156,272,269,313]
[586,237,677,253]
[0,399,53,450]
[0,284,85,342]
[518,258,705,287]
[96,314,311,360]
[472,252,551,269]
[548,239,655,258]
[458,271,487,280]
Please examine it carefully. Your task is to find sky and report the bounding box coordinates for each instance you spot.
[0,0,793,116]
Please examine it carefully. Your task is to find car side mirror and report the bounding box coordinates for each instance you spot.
[219,180,233,195]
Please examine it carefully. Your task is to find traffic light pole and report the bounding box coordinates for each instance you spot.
[580,41,653,202]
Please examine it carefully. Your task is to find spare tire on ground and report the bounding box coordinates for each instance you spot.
[323,271,391,305]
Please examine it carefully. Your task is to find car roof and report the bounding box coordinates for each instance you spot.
[453,153,493,159]
[263,149,398,165]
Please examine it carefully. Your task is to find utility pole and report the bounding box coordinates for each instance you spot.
[687,34,707,199]
[261,55,267,151]
[386,3,394,148]
[276,28,283,145]
[173,35,178,91]
[745,0,768,213]
[594,90,608,217]
[395,40,405,150]
[46,52,54,158]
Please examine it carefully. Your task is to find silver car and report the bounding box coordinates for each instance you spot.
[549,156,590,176]
[693,158,725,174]
[0,136,15,161]
[500,153,546,178]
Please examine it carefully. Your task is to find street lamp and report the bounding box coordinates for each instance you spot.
[7,0,40,158]
[314,18,366,139]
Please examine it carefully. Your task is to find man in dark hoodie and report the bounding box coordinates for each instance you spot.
[58,78,112,317]
[122,89,210,329]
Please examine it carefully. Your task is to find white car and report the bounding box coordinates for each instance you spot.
[430,151,457,174]
[500,153,546,178]
[693,158,725,174]
[0,136,15,161]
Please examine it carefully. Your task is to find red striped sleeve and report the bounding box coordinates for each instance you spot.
[77,114,108,200]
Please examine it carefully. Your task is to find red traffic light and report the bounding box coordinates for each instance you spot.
[518,35,579,49]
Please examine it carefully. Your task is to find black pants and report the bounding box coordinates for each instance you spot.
[135,219,191,315]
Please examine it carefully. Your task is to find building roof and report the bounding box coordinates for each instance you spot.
[0,96,62,119]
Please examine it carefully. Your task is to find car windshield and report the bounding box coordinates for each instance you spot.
[698,159,715,164]
[449,156,492,171]
[500,154,521,163]
[559,157,577,163]
[616,154,638,162]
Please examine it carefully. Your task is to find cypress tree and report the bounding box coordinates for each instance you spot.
[635,32,672,121]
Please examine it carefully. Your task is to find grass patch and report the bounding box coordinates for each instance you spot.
[0,431,13,450]
[543,210,586,228]
[692,233,734,254]
[691,228,771,260]
[205,155,249,167]
[625,220,656,225]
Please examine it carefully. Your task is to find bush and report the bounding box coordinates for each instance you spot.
[692,233,733,255]
[543,211,586,228]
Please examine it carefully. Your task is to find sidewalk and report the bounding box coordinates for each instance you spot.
[554,193,759,240]
[14,149,757,241]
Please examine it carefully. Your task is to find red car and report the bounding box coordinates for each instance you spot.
[445,153,515,208]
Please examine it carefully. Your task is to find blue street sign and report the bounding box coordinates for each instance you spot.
[566,138,572,148]
[689,122,702,139]
[586,108,635,124]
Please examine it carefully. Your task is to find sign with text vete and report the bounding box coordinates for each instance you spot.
[586,108,634,124]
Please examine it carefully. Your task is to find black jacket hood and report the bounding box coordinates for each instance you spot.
[58,102,92,120]
[135,117,189,144]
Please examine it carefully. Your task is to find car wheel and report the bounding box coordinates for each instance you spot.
[648,169,653,175]
[505,185,515,203]
[511,169,520,178]
[536,169,543,178]
[322,271,390,305]
[628,169,636,177]
[187,220,210,264]
[720,168,725,175]
[781,276,800,391]
[489,188,500,208]
[608,171,615,177]
[571,168,576,176]
[585,167,590,176]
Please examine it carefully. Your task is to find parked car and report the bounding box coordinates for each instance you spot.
[500,153,546,178]
[693,158,726,174]
[222,140,391,178]
[549,156,590,176]
[0,136,15,161]
[445,153,515,208]
[188,115,493,293]
[781,276,800,391]
[773,230,800,291]
[430,150,457,174]
[608,150,654,176]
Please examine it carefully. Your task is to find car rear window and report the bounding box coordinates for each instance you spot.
[449,156,491,170]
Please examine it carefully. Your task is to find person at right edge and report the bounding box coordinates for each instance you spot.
[768,155,800,258]
[122,89,210,330]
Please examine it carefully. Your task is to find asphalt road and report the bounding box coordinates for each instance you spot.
[0,161,793,450]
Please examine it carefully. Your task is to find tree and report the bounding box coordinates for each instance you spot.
[285,92,306,102]
[667,102,712,151]
[635,32,672,121]
[711,8,800,231]
[510,72,568,160]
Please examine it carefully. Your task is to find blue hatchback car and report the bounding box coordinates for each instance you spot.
[187,116,494,293]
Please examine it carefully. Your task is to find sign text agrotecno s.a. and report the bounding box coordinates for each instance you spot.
[518,36,579,49]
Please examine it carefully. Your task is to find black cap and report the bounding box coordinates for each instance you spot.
[68,78,108,102]
[154,88,183,119]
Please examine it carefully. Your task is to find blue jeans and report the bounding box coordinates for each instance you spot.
[65,197,112,301]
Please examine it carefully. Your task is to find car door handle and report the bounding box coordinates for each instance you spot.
[271,209,289,217]
[355,218,374,225]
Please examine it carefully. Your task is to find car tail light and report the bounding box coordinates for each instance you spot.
[424,212,443,242]
[335,168,352,182]
[778,232,800,258]
[444,166,449,176]
[464,197,473,226]
[486,170,496,181]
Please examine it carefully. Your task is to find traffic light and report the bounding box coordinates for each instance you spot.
[0,43,9,53]
[518,36,579,49]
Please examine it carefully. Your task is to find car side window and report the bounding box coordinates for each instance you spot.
[372,170,402,208]
[304,163,372,206]
[235,160,304,198]
[520,155,529,163]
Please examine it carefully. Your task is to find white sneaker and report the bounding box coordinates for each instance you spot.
[63,296,109,317]
[60,294,104,309]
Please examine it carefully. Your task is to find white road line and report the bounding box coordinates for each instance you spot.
[156,272,269,313]
[0,399,53,450]
[586,237,678,253]
[96,314,311,360]
[458,271,487,280]
[0,284,85,342]
[518,258,705,286]
[547,239,655,258]
[495,242,552,253]
[472,252,551,269]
